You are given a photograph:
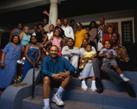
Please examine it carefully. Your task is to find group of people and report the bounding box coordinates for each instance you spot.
[0,16,136,109]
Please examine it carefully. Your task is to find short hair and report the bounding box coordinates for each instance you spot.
[89,20,98,29]
[30,35,37,43]
[11,35,20,44]
[67,37,74,41]
[53,27,62,36]
[67,38,74,46]
[103,40,112,46]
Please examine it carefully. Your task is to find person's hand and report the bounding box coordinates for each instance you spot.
[59,72,70,78]
[0,63,5,68]
[35,63,39,68]
[102,51,107,56]
[106,53,113,59]
[32,62,36,67]
[109,52,114,58]
[68,51,73,57]
[52,74,64,80]
[40,44,44,48]
[43,10,49,16]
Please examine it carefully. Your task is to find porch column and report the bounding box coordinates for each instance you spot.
[49,0,58,25]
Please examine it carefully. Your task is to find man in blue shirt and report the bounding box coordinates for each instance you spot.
[41,45,75,109]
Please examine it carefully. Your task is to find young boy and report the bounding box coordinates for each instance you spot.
[99,41,129,82]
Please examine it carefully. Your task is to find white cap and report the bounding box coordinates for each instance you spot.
[32,32,36,36]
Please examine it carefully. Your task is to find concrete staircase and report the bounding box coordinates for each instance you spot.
[22,71,137,109]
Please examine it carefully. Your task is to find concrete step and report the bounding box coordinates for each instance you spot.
[102,79,137,92]
[34,78,137,96]
[71,71,137,92]
[124,71,137,82]
[22,88,137,109]
[22,96,126,109]
[22,71,137,109]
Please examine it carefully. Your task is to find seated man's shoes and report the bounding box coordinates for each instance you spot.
[52,94,64,106]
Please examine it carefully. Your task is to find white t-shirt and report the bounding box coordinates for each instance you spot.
[62,46,80,56]
[61,25,74,39]
[47,31,53,40]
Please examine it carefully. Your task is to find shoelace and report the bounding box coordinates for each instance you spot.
[56,94,63,102]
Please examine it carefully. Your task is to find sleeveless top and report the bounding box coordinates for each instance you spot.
[21,33,31,46]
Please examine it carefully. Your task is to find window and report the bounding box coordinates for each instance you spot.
[106,17,135,45]
[121,21,133,44]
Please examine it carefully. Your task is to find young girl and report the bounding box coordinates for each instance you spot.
[79,44,96,69]
[22,35,41,80]
[50,27,65,55]
[0,35,22,89]
[19,26,31,46]
[99,40,129,82]
[79,44,97,92]
[18,26,31,64]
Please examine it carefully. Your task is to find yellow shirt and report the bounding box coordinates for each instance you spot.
[84,51,96,58]
[75,29,87,48]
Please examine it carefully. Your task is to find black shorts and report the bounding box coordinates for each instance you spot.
[41,74,62,88]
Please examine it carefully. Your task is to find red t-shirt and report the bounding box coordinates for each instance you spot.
[102,33,112,44]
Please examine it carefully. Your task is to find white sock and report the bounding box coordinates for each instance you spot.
[56,86,64,97]
[43,98,49,107]
[81,80,88,91]
[120,74,129,82]
[120,74,124,77]
[91,80,97,92]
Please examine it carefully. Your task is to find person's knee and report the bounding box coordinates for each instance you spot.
[72,56,79,63]
[112,65,119,69]
[43,76,50,85]
[66,72,71,78]
[64,73,71,80]
[92,58,98,63]
[101,66,110,72]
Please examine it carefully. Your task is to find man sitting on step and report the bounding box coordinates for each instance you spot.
[41,45,75,109]
[62,38,80,72]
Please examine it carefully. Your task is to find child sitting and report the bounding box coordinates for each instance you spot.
[99,40,129,82]
[79,44,97,92]
[79,44,96,69]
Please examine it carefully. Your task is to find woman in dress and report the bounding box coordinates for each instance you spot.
[22,35,41,80]
[0,35,22,89]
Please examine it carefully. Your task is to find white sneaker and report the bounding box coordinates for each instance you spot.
[52,94,64,106]
[81,80,88,91]
[17,57,26,64]
[120,75,130,82]
[43,105,50,109]
[91,80,97,92]
[17,60,23,64]
[17,59,24,64]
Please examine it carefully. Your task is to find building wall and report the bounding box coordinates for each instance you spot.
[134,10,137,42]
[68,9,135,24]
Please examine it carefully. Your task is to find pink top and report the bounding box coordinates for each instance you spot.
[51,37,62,55]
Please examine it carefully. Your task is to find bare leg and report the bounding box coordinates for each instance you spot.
[43,76,51,98]
[91,76,96,80]
[52,74,71,106]
[113,65,129,82]
[61,74,71,89]
[112,65,123,74]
